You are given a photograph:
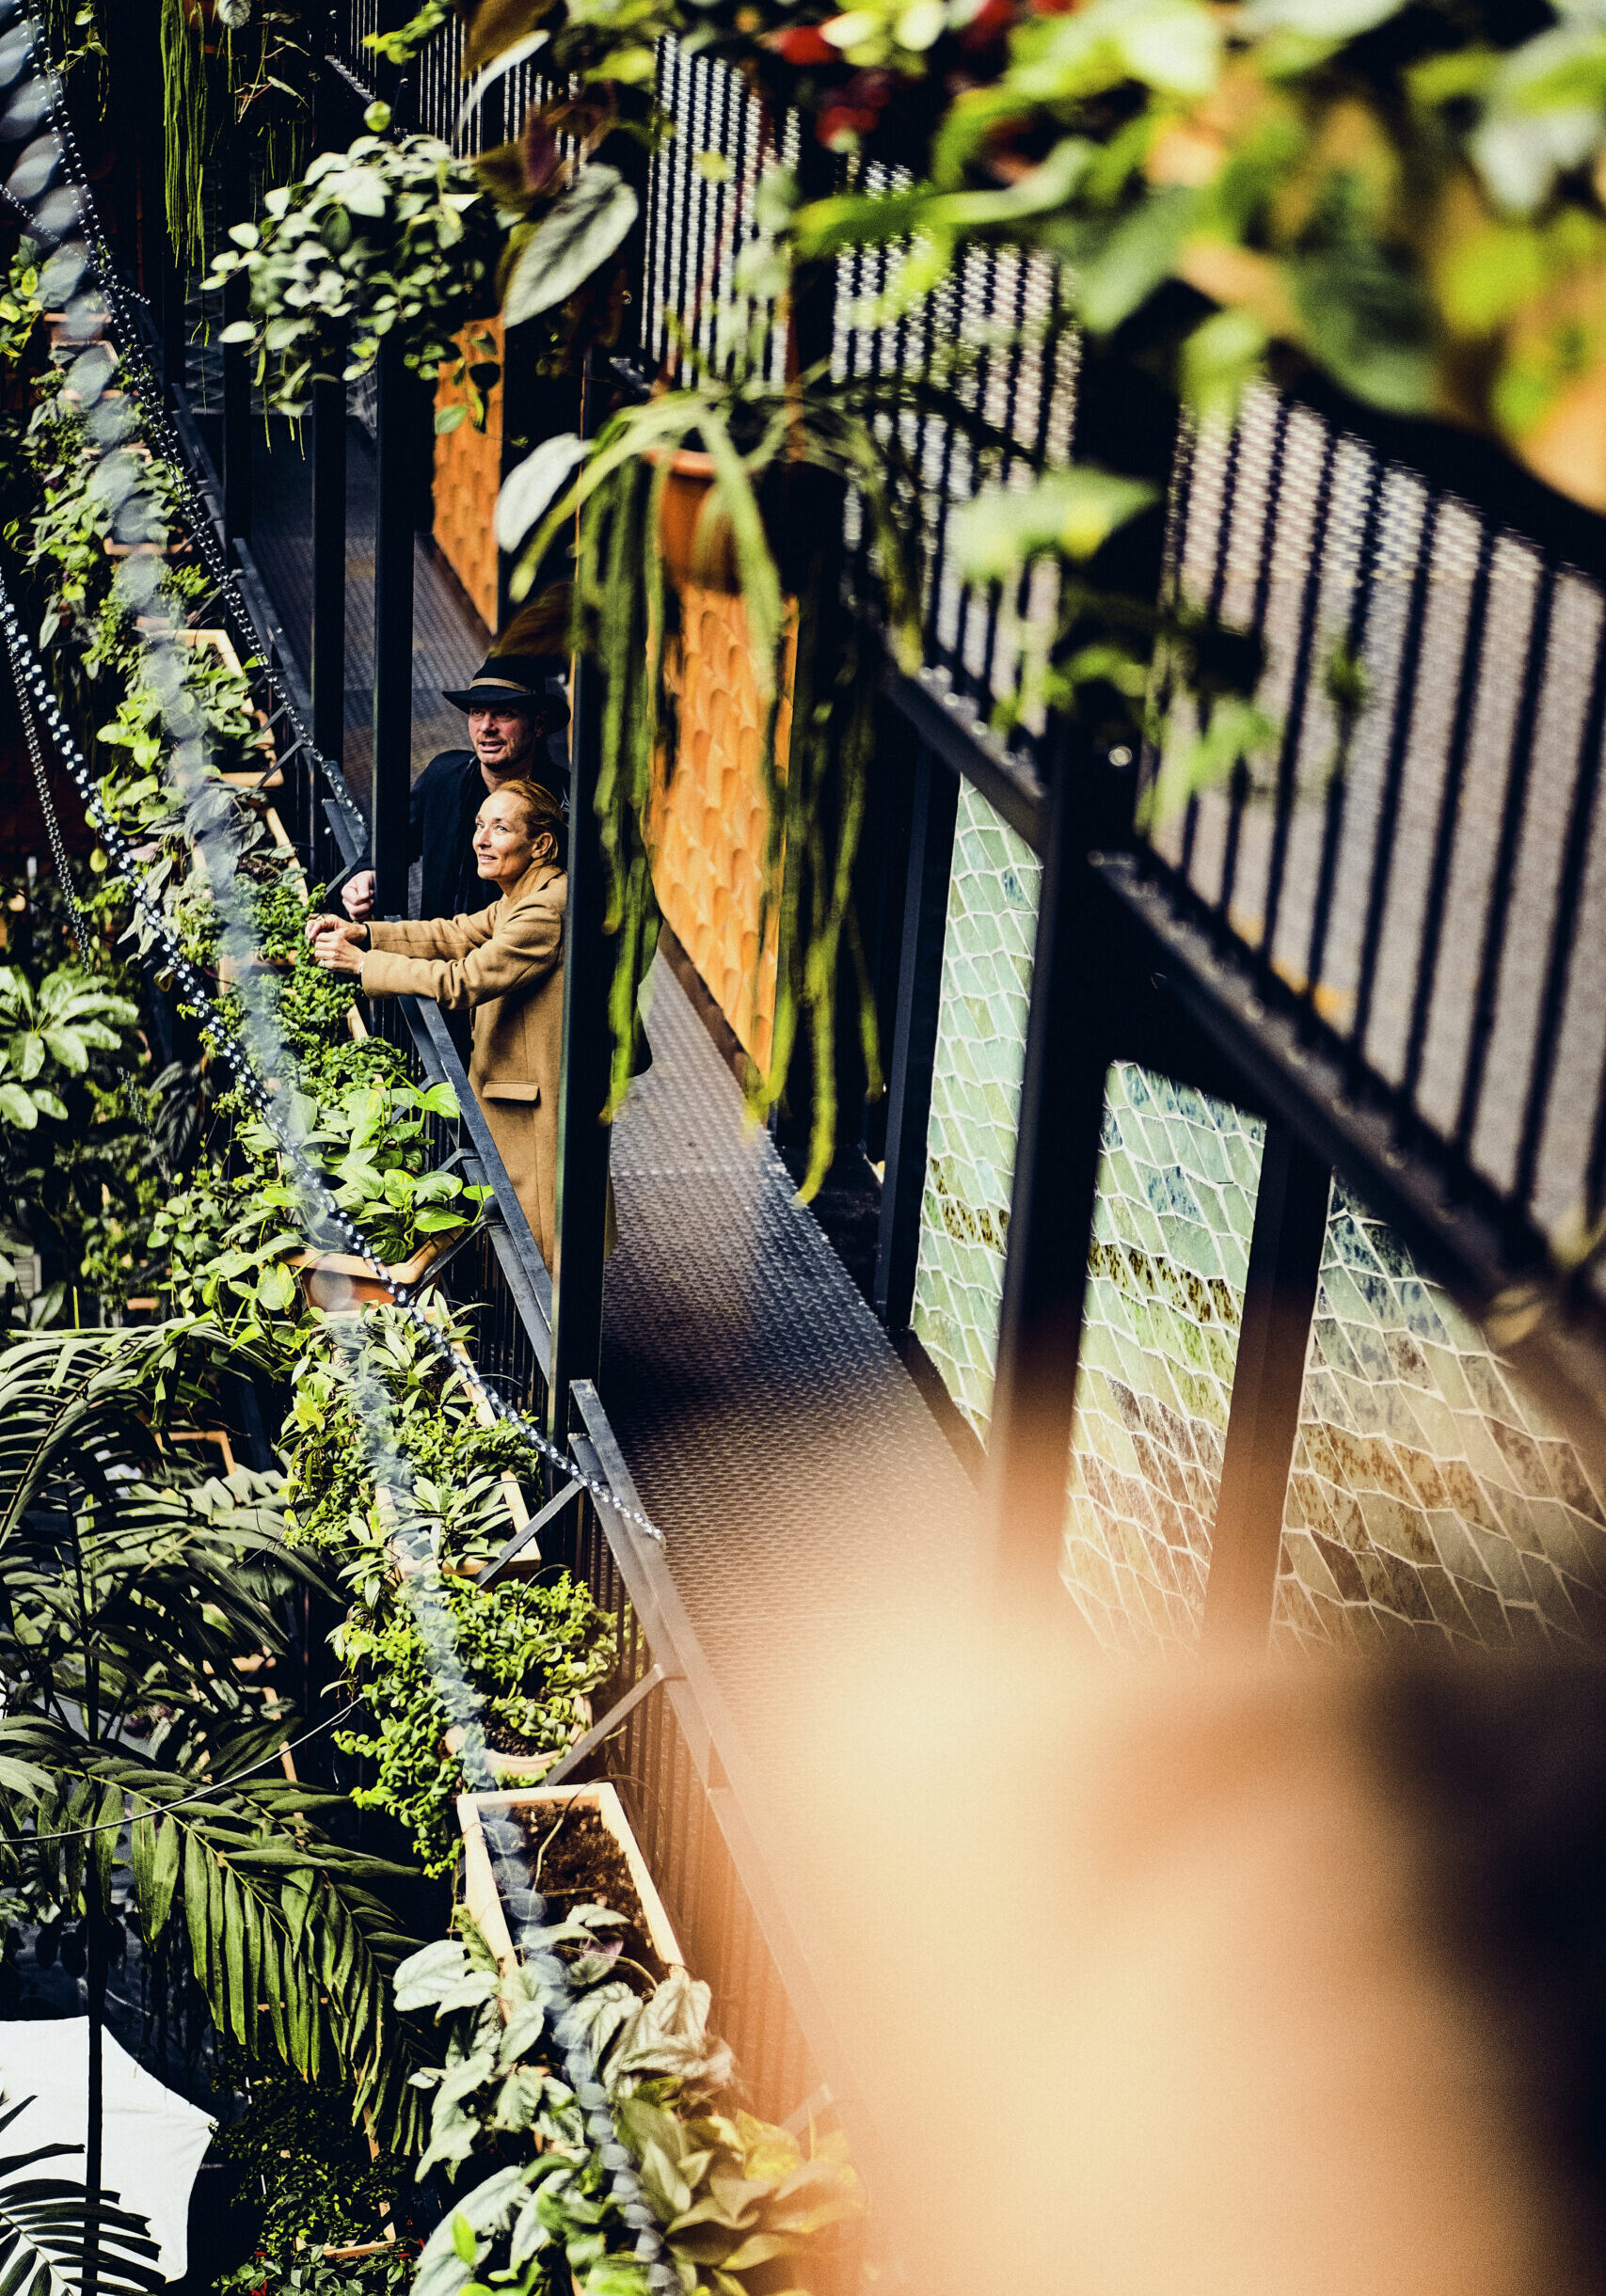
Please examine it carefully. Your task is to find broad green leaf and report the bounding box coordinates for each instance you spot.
[503,168,638,329]
[1075,187,1199,333]
[496,433,590,552]
[950,466,1157,579]
[40,1026,87,1073]
[0,1084,38,1131]
[1181,305,1269,425]
[1240,0,1409,32]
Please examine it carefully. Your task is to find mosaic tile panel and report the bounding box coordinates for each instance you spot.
[1275,1186,1606,1654]
[1062,1070,1263,1654]
[910,789,1606,1664]
[910,782,1040,1439]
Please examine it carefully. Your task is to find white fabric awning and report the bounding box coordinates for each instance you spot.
[0,2020,215,2281]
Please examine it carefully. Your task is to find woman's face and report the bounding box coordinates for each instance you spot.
[473,789,550,887]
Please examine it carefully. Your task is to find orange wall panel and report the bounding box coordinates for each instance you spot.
[432,319,503,633]
[649,588,795,1076]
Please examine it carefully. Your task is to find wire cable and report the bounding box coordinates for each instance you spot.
[18,1703,358,1846]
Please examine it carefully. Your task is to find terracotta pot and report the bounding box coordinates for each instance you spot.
[655,451,742,594]
[290,1231,456,1311]
[654,450,841,599]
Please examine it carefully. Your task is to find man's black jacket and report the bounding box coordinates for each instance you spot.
[409,751,497,922]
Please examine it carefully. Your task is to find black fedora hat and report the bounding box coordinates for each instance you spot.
[442,650,569,723]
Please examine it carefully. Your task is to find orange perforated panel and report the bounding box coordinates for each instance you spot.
[432,319,503,631]
[649,588,795,1075]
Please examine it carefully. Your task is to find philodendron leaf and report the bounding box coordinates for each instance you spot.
[502,167,638,329]
[950,466,1157,579]
[496,433,590,552]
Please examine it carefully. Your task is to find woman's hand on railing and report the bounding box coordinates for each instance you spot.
[308,914,369,974]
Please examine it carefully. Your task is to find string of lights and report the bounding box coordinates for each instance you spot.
[4,20,694,2282]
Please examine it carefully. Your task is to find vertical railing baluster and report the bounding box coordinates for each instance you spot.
[1348,485,1441,1085]
[1397,521,1495,1132]
[1516,606,1606,1212]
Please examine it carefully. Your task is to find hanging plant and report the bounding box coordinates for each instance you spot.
[499,217,988,1195]
[204,114,506,417]
[155,0,317,271]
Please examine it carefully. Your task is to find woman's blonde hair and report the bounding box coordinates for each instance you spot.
[485,777,565,863]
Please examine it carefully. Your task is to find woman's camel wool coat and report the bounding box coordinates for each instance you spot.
[362,858,565,1270]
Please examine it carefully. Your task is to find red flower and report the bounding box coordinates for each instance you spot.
[816,102,881,144]
[958,0,1016,43]
[769,23,837,63]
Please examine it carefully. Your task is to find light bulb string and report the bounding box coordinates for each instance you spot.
[0,585,662,1547]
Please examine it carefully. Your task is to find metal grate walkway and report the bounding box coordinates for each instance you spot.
[244,455,979,1808]
[603,958,978,1797]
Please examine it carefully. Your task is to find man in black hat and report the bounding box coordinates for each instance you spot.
[341,649,570,924]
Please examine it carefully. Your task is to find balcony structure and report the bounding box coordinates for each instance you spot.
[3,4,1606,2291]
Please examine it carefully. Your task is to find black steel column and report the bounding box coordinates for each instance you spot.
[1201,1122,1329,1646]
[371,332,414,916]
[546,108,649,1440]
[310,374,346,768]
[874,742,958,1330]
[984,739,1115,1617]
[219,137,252,540]
[547,357,614,1442]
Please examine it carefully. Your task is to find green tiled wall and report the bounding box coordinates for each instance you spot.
[1276,1186,1606,1652]
[1063,1069,1262,1652]
[909,782,1040,1441]
[911,789,1606,1657]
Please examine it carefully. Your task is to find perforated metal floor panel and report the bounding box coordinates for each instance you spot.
[603,958,980,1785]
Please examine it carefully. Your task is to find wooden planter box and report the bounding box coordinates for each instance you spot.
[458,1784,683,1989]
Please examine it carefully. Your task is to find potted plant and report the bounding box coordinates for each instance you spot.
[394,1911,865,2296]
[497,214,1000,1192]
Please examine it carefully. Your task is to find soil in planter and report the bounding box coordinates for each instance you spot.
[515,1801,668,1987]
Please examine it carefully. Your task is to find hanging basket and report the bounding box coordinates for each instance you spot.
[653,451,836,598]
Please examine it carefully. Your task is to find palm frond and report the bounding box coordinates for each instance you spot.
[2,1734,429,2154]
[0,2100,165,2296]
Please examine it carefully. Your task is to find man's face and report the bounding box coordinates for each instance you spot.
[468,704,543,777]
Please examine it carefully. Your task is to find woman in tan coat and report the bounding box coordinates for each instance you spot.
[307,778,568,1271]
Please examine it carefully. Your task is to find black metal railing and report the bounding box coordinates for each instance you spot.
[1130,386,1606,1306]
[186,511,857,2137]
[168,0,1606,2129]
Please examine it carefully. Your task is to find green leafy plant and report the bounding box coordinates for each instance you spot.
[212,2058,414,2279]
[279,1308,543,1564]
[0,1322,432,2149]
[0,948,158,1324]
[333,1573,611,1876]
[234,1074,493,1267]
[397,1923,862,2296]
[502,273,946,1193]
[205,123,507,418]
